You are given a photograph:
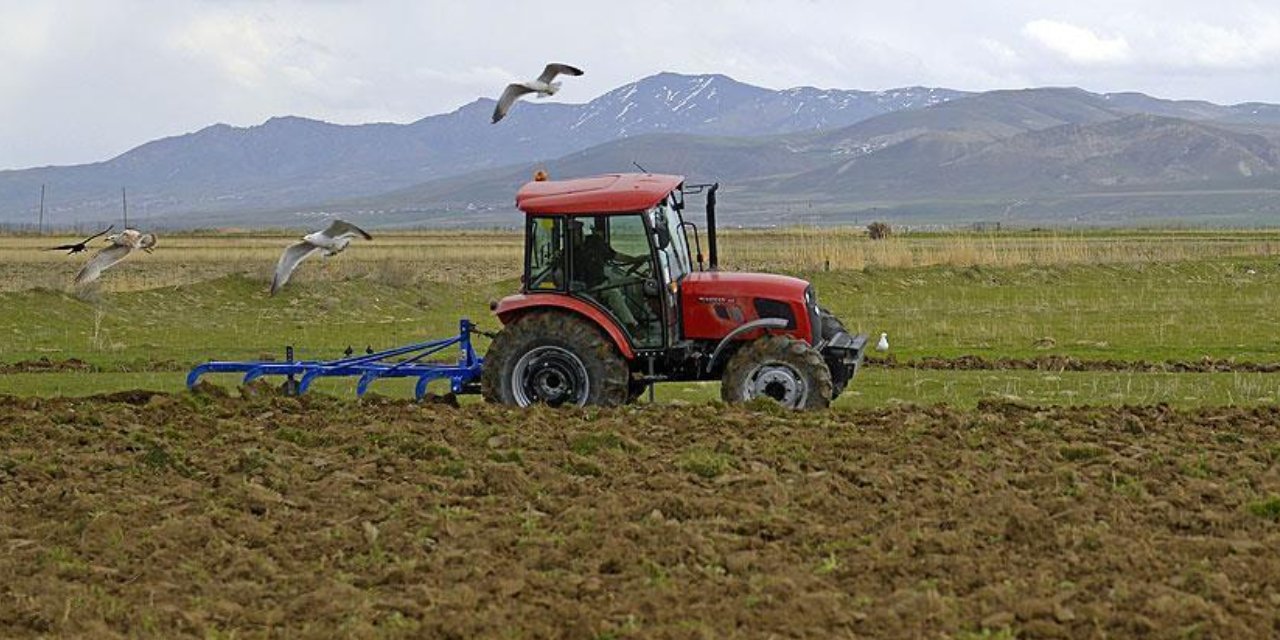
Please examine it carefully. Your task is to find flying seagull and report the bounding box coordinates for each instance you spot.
[46,225,114,255]
[492,63,584,124]
[74,228,156,285]
[270,219,372,296]
[875,332,889,352]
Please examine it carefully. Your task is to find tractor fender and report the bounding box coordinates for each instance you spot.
[492,294,636,360]
[705,317,790,374]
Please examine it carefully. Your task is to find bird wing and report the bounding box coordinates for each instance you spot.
[270,241,321,296]
[74,243,132,285]
[82,224,114,244]
[537,63,584,83]
[322,219,372,241]
[493,83,535,123]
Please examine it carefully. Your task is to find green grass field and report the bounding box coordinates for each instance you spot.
[2,230,1279,406]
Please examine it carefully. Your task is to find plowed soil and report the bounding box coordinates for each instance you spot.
[2,391,1280,638]
[0,357,93,374]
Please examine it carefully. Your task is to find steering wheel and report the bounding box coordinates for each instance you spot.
[607,256,647,277]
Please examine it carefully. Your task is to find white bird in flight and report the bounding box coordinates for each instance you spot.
[74,228,157,286]
[271,220,372,296]
[875,332,889,352]
[492,63,584,124]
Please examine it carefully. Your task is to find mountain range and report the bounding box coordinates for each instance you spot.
[3,72,1280,229]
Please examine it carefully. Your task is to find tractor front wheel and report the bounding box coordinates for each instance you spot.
[482,311,629,408]
[721,335,833,410]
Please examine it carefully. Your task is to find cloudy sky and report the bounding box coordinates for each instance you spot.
[3,0,1280,169]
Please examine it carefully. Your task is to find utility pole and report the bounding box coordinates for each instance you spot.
[38,184,45,234]
[121,187,128,228]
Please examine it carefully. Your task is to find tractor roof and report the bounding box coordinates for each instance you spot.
[516,173,684,215]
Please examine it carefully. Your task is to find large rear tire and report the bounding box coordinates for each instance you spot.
[721,335,832,410]
[482,311,629,408]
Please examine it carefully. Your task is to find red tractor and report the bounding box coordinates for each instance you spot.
[481,172,867,410]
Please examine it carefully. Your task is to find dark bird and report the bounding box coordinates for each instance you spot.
[45,225,114,255]
[344,346,354,357]
[365,345,374,355]
[492,63,584,124]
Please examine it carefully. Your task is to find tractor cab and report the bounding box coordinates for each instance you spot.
[484,172,868,410]
[507,173,691,353]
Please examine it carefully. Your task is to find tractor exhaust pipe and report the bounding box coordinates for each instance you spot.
[706,183,719,271]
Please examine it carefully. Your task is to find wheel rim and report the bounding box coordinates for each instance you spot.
[511,346,590,407]
[744,362,807,408]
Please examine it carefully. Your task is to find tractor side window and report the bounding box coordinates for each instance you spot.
[526,216,564,291]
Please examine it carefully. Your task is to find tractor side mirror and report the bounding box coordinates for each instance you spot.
[653,226,671,250]
[652,211,672,250]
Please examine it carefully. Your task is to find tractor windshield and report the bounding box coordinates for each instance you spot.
[650,199,691,284]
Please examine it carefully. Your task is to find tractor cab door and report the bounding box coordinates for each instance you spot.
[568,214,664,349]
[648,199,692,343]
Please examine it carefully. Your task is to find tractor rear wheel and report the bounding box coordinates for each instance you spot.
[482,311,629,408]
[721,335,832,410]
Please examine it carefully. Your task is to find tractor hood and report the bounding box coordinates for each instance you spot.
[680,271,810,301]
[679,272,816,342]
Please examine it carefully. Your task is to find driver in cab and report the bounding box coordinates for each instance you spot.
[571,218,647,337]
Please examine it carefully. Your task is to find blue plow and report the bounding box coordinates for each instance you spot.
[187,319,484,399]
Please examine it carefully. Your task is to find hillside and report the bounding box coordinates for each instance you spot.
[4,73,1280,228]
[0,73,963,227]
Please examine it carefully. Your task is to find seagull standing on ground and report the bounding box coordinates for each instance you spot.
[270,220,372,296]
[46,225,114,255]
[875,332,889,352]
[74,228,156,285]
[491,63,584,124]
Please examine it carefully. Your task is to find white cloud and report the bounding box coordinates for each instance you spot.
[980,38,1022,66]
[1154,20,1280,70]
[1023,19,1131,64]
[170,14,298,89]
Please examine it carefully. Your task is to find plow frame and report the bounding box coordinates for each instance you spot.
[187,319,484,399]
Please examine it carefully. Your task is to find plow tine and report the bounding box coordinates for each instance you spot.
[299,370,323,394]
[356,371,379,396]
[243,367,269,385]
[186,366,209,388]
